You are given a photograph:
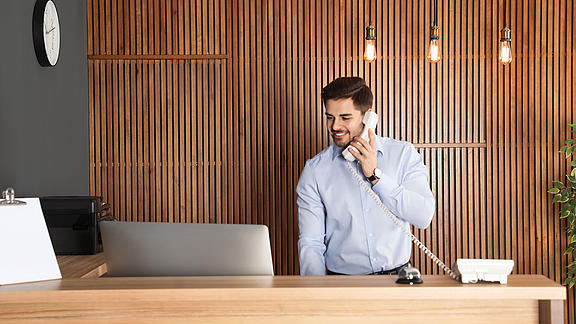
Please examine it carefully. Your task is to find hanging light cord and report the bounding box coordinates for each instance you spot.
[433,0,437,26]
[368,0,372,26]
[503,0,507,28]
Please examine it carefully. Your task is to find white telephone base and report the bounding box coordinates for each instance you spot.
[453,259,514,284]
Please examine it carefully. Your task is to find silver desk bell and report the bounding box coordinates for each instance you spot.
[396,264,423,285]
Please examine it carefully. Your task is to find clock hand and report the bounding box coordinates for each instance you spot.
[46,26,56,34]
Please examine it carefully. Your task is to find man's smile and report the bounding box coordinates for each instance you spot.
[331,130,348,139]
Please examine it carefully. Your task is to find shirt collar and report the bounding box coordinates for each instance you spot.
[331,136,386,161]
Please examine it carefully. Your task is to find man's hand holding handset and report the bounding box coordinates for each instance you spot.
[348,128,380,186]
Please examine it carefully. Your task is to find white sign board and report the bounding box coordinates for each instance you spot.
[0,198,61,285]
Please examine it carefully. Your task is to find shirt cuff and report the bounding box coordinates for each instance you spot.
[372,173,400,196]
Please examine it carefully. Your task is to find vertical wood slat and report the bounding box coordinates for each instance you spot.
[87,0,576,320]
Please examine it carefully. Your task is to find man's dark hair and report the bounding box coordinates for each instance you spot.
[321,77,373,112]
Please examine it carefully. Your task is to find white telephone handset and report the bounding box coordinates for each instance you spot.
[342,110,379,162]
[345,140,514,284]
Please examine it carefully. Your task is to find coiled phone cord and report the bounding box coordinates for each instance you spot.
[346,162,460,281]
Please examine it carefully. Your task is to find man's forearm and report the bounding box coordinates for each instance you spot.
[371,173,435,229]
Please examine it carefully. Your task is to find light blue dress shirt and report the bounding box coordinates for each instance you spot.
[296,135,435,275]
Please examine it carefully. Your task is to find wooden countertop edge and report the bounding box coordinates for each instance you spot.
[0,275,566,301]
[80,263,108,279]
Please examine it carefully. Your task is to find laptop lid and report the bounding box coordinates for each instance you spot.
[100,221,274,276]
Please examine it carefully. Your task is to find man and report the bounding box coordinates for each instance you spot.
[296,77,435,275]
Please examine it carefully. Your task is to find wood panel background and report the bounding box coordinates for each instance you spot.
[87,0,575,320]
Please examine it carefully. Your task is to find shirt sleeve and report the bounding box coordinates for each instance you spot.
[296,160,327,275]
[371,143,435,229]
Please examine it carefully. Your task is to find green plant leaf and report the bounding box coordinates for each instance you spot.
[549,188,560,194]
[568,175,576,183]
[561,210,570,218]
[567,139,575,145]
[570,123,576,128]
[561,146,568,153]
[553,181,565,188]
[571,235,576,244]
[567,247,574,254]
[571,280,576,289]
[567,146,575,158]
[553,195,563,203]
[572,168,576,177]
[570,161,576,167]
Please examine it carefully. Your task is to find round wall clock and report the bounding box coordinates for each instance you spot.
[33,0,60,67]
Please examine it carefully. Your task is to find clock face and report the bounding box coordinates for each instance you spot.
[43,1,60,65]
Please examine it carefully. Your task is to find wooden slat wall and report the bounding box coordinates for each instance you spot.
[87,0,575,320]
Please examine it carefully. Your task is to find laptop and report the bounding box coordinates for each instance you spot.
[99,221,274,276]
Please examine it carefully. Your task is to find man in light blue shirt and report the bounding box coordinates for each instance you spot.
[296,77,435,275]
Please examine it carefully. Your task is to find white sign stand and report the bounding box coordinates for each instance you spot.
[0,198,62,285]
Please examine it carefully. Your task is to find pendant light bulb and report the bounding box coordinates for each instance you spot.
[428,26,440,63]
[499,27,512,65]
[364,25,377,62]
[499,0,512,65]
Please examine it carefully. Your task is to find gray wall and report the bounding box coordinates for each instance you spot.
[0,0,88,197]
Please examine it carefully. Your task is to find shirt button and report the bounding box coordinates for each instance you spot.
[368,233,373,237]
[372,257,376,262]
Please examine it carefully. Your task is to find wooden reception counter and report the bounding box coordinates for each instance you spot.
[0,274,566,323]
[56,253,107,279]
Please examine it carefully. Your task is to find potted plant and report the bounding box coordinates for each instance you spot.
[548,123,576,288]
